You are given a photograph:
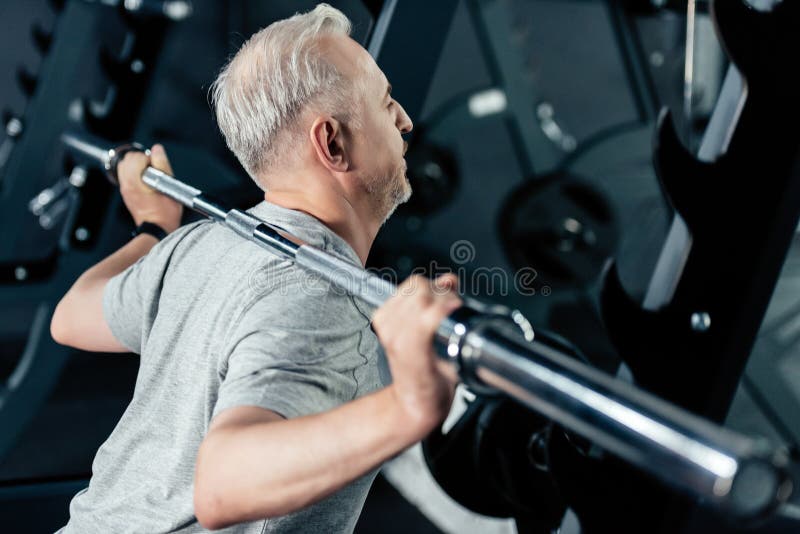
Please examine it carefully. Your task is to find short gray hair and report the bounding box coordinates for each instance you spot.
[210,4,357,185]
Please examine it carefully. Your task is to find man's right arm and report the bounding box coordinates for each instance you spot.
[194,274,461,530]
[50,145,182,352]
[50,233,162,352]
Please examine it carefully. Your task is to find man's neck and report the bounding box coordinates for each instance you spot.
[262,179,380,267]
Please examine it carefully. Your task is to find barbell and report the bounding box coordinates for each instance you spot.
[61,129,795,520]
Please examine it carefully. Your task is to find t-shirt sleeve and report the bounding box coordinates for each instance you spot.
[102,226,193,354]
[213,275,374,420]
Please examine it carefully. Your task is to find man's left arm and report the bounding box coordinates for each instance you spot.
[50,144,182,352]
[194,274,461,529]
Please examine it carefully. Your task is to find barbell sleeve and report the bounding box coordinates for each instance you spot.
[464,327,791,518]
[61,131,794,518]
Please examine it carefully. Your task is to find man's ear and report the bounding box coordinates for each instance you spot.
[309,116,349,173]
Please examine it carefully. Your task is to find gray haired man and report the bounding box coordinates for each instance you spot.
[51,4,460,532]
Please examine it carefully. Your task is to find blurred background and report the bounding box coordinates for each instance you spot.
[0,0,797,532]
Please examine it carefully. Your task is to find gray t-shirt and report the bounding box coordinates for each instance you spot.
[61,201,384,533]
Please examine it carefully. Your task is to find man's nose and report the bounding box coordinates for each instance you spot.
[397,103,413,135]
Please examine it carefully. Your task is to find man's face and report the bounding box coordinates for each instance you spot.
[327,36,414,222]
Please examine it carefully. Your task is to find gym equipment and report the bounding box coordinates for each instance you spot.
[560,0,800,532]
[0,0,183,468]
[423,330,587,531]
[369,0,662,343]
[424,394,567,528]
[499,173,618,292]
[62,129,797,520]
[398,142,459,217]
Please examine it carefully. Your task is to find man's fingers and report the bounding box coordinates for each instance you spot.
[433,273,459,291]
[118,152,150,190]
[120,151,149,174]
[118,145,172,195]
[150,144,174,175]
[436,359,460,386]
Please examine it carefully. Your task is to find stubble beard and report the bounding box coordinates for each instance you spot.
[366,163,412,225]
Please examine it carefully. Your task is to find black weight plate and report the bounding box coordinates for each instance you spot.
[397,142,459,217]
[499,173,618,292]
[422,395,514,518]
[473,398,567,531]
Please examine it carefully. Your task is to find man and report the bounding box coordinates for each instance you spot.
[50,4,461,532]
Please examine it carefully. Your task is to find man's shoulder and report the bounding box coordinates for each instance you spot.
[161,217,282,272]
[242,262,365,324]
[223,257,374,364]
[163,216,369,327]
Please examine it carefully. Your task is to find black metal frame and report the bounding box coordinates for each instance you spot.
[366,0,459,125]
[566,1,800,531]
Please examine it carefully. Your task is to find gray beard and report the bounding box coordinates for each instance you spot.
[365,164,412,224]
